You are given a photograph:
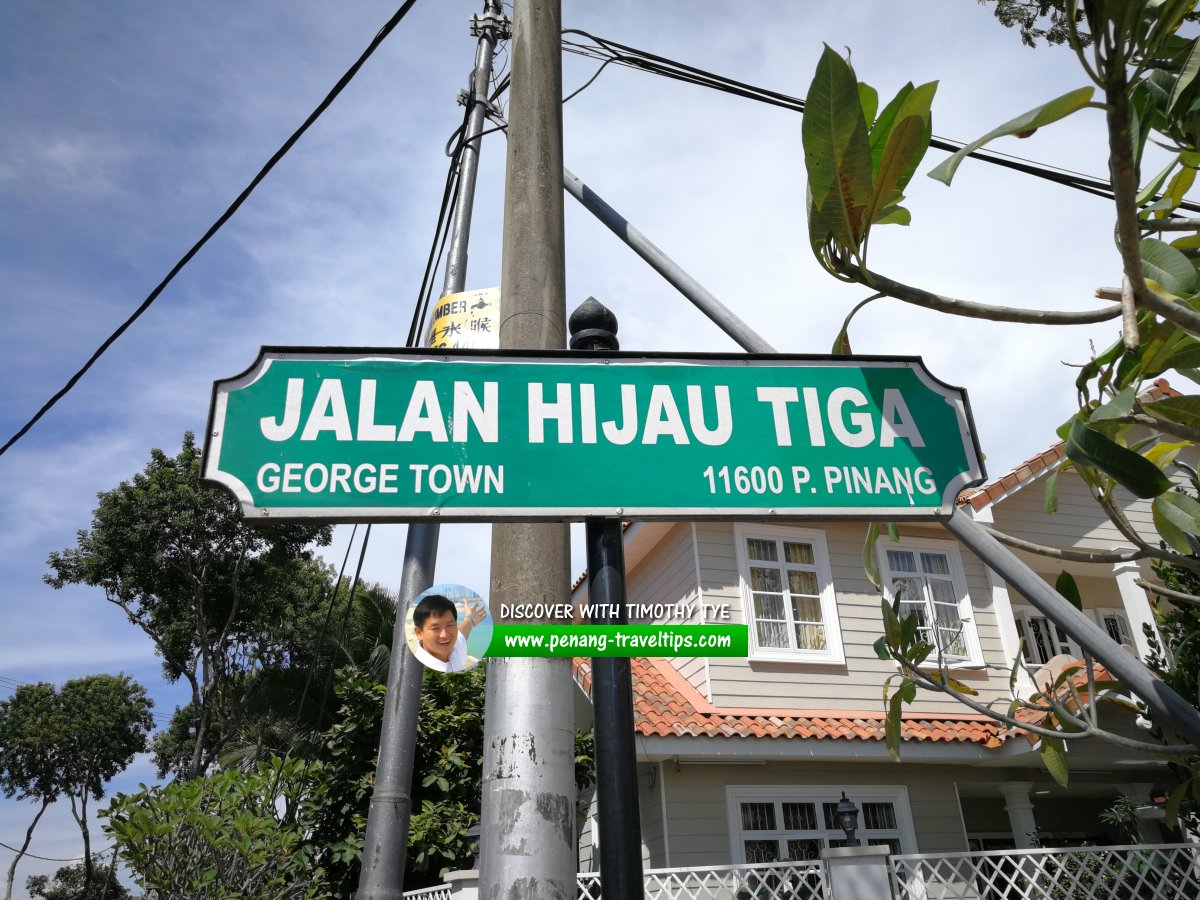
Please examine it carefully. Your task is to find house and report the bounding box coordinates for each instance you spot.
[571,381,1187,871]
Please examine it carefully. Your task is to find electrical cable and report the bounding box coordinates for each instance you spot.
[0,840,113,863]
[409,102,473,347]
[560,28,1200,213]
[0,0,424,460]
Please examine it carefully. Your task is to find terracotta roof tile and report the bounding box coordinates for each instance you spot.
[575,657,1005,746]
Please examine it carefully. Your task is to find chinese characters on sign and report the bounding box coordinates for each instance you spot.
[429,287,499,349]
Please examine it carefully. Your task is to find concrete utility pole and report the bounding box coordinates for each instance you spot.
[356,5,506,898]
[478,1,577,898]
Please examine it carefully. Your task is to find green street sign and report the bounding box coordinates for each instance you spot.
[202,348,984,522]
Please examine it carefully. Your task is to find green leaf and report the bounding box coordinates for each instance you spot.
[869,83,913,176]
[1137,157,1180,207]
[1141,238,1200,295]
[1145,395,1200,432]
[1065,419,1173,498]
[873,205,912,226]
[1153,492,1200,553]
[887,521,900,542]
[862,521,882,588]
[1039,735,1070,787]
[873,635,891,661]
[803,46,874,258]
[858,82,879,128]
[865,114,926,231]
[899,612,919,646]
[1089,386,1137,421]
[1165,779,1189,830]
[881,597,902,648]
[927,671,979,695]
[1168,35,1200,119]
[863,82,936,237]
[910,641,935,668]
[1166,163,1196,211]
[1044,471,1059,514]
[928,87,1094,185]
[1055,571,1083,611]
[885,694,903,762]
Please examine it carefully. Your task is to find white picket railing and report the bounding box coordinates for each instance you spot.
[577,859,827,900]
[889,842,1200,900]
[401,885,452,900]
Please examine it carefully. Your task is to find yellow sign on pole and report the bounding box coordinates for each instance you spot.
[429,287,500,349]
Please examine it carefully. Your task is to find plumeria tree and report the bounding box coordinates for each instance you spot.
[802,0,1200,813]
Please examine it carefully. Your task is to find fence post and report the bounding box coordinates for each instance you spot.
[444,869,480,899]
[821,845,895,900]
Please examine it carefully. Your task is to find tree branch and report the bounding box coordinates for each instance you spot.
[1114,412,1200,444]
[1137,578,1200,607]
[1106,78,1200,337]
[895,653,1193,754]
[1094,491,1200,573]
[1140,217,1200,231]
[979,523,1148,563]
[841,266,1124,325]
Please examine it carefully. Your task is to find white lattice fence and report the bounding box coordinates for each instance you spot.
[401,885,452,900]
[890,843,1200,900]
[577,859,828,900]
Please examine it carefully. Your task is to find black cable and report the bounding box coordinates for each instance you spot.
[563,58,614,106]
[0,0,424,460]
[0,840,113,863]
[408,98,474,348]
[561,28,1200,214]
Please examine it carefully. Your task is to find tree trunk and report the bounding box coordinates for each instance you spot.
[69,792,94,889]
[4,797,50,900]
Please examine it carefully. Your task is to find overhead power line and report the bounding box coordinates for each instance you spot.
[0,0,424,460]
[0,839,114,863]
[560,29,1200,213]
[6,18,1196,459]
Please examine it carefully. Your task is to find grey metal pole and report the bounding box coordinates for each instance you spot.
[565,170,1200,749]
[945,508,1200,748]
[356,525,439,900]
[441,1,507,308]
[564,167,773,354]
[479,0,577,898]
[356,7,505,898]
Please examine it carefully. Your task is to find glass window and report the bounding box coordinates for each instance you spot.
[880,541,979,666]
[1016,609,1075,666]
[732,790,911,862]
[738,527,841,662]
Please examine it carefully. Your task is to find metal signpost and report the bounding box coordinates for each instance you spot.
[203,348,984,521]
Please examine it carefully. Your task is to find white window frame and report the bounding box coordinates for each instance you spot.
[877,536,984,668]
[726,784,917,863]
[1094,607,1135,648]
[734,524,844,664]
[1013,606,1079,666]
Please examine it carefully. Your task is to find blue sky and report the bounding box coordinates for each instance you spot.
[0,1,1156,893]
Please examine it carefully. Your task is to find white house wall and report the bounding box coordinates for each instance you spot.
[655,761,970,868]
[694,521,1011,713]
[626,522,706,692]
[989,471,1148,553]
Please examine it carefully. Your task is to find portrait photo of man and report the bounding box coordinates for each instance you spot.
[409,592,487,673]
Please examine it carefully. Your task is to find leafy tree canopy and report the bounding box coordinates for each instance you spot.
[802,0,1200,806]
[1,674,153,897]
[26,856,130,900]
[46,432,334,780]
